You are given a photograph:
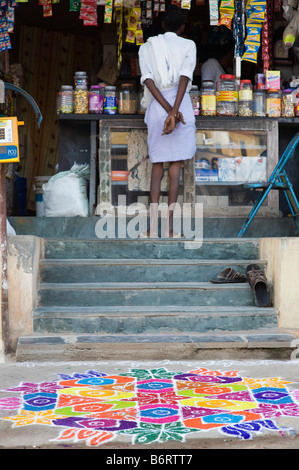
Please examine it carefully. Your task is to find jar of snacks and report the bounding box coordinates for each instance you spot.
[190,85,200,116]
[238,79,253,117]
[74,85,89,114]
[118,83,137,114]
[253,90,266,117]
[89,85,104,114]
[104,86,117,114]
[216,74,238,116]
[200,81,216,116]
[59,85,73,114]
[281,89,294,117]
[266,89,281,117]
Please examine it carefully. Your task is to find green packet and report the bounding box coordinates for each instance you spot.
[70,0,81,11]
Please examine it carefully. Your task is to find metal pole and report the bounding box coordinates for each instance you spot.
[0,163,8,359]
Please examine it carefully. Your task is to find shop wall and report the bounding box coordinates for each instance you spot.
[15,25,101,212]
[7,235,41,352]
[260,237,299,333]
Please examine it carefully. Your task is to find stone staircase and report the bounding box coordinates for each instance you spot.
[16,238,296,361]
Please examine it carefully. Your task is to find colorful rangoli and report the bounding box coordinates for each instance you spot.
[1,366,299,446]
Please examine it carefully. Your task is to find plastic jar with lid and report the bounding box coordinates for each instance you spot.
[118,83,137,114]
[281,89,294,117]
[266,89,281,117]
[89,85,104,114]
[216,74,238,116]
[59,85,74,114]
[74,71,88,88]
[104,86,117,114]
[74,85,88,114]
[238,80,253,117]
[190,85,200,116]
[253,90,266,117]
[200,81,216,116]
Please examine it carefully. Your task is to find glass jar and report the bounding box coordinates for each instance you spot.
[118,83,137,114]
[89,85,104,114]
[216,74,238,116]
[190,85,200,116]
[59,85,74,114]
[56,91,61,115]
[74,71,88,88]
[266,89,281,117]
[253,90,266,117]
[238,79,253,117]
[74,85,88,114]
[200,80,216,116]
[137,89,145,115]
[104,86,117,114]
[281,88,294,117]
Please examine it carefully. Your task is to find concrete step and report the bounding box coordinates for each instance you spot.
[32,305,278,334]
[39,258,266,283]
[42,238,260,261]
[37,281,257,307]
[15,332,298,361]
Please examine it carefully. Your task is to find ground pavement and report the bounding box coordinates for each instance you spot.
[1,359,299,453]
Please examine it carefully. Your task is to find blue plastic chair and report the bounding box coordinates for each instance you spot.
[238,132,299,237]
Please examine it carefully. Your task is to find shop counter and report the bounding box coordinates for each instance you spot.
[58,114,299,217]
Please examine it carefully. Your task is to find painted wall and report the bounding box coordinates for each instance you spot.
[6,236,42,352]
[260,237,299,333]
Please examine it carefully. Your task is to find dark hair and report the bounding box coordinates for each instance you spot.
[163,5,187,32]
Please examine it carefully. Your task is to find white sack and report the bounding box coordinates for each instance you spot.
[43,163,89,217]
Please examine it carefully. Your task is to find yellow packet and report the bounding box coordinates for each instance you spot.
[126,28,136,43]
[242,50,258,63]
[136,29,144,45]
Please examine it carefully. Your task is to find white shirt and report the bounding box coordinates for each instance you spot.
[201,58,224,85]
[138,32,196,107]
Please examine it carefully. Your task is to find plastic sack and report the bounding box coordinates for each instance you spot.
[42,163,90,217]
[7,219,16,235]
[283,11,299,48]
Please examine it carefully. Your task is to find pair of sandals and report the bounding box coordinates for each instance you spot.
[210,265,271,307]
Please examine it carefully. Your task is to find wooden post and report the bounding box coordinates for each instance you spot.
[0,163,8,361]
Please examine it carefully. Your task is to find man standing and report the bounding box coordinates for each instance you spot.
[138,5,197,238]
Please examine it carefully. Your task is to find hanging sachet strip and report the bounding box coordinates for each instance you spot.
[209,0,219,25]
[104,0,113,22]
[242,0,266,63]
[79,0,98,25]
[218,0,235,29]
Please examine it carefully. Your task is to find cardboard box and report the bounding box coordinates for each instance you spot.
[235,157,267,182]
[218,158,236,182]
[266,70,280,90]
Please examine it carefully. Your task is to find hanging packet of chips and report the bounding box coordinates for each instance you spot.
[181,0,191,8]
[70,0,81,11]
[39,0,52,17]
[218,0,234,29]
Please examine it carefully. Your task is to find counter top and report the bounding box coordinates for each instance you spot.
[58,113,299,124]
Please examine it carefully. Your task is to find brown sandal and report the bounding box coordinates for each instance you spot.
[210,267,247,284]
[246,264,271,307]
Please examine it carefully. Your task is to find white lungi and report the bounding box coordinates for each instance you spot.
[145,87,196,163]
